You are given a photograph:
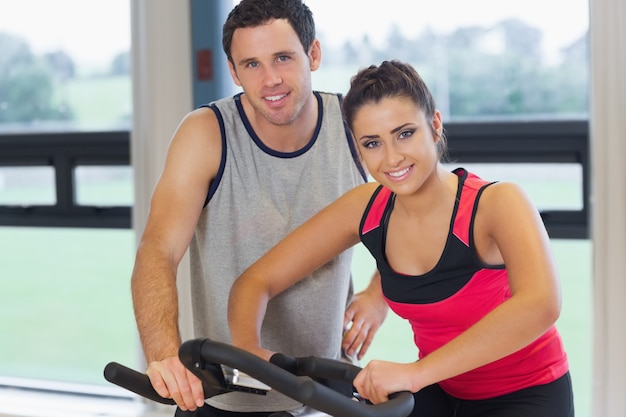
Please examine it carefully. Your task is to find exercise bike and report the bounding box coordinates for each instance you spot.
[104,338,414,417]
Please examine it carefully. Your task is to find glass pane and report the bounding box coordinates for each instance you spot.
[0,1,131,132]
[74,166,134,206]
[0,227,137,386]
[443,163,583,210]
[309,0,588,121]
[352,239,592,417]
[0,166,55,205]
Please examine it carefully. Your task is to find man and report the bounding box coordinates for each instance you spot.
[130,0,387,415]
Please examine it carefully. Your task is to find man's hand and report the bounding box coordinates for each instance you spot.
[145,356,206,411]
[342,272,388,359]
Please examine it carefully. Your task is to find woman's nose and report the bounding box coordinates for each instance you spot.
[385,144,405,166]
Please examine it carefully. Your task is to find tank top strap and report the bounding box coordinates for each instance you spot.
[451,167,495,247]
[361,185,393,235]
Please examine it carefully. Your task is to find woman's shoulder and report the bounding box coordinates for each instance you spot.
[477,181,540,231]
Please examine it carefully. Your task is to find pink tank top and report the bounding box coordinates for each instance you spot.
[359,168,569,399]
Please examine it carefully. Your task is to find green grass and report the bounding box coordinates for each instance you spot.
[0,227,137,383]
[0,230,592,416]
[62,75,131,127]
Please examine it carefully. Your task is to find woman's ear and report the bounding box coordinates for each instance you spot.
[432,110,443,140]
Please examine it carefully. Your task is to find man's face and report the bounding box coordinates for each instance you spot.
[228,19,321,127]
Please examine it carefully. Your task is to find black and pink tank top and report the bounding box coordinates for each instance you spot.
[359,168,568,399]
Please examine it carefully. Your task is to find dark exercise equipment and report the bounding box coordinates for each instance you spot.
[104,338,414,417]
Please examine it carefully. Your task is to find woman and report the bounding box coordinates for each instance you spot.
[228,60,574,416]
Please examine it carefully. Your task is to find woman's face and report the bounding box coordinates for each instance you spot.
[352,96,442,195]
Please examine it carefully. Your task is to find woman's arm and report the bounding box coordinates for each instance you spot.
[354,182,562,403]
[228,182,379,359]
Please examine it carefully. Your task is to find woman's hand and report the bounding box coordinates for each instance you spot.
[353,360,418,404]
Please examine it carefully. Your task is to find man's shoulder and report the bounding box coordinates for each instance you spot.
[314,91,341,102]
[204,94,239,111]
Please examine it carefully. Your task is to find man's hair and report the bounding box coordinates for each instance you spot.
[222,0,315,65]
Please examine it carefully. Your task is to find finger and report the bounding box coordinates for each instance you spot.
[146,365,171,399]
[172,369,199,411]
[352,369,366,398]
[343,309,355,329]
[356,369,377,404]
[344,323,369,357]
[149,359,198,411]
[342,321,361,354]
[356,330,374,360]
[187,369,206,408]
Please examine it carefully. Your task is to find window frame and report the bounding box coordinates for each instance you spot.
[0,130,130,228]
[0,119,588,238]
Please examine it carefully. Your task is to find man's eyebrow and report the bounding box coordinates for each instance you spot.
[237,57,257,66]
[236,50,296,67]
[274,49,297,56]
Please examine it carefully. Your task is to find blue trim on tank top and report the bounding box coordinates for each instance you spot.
[233,92,322,158]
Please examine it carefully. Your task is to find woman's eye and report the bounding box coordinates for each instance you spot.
[363,140,379,149]
[399,129,415,139]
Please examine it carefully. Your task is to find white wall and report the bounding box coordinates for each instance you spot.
[130,0,195,359]
[590,0,626,415]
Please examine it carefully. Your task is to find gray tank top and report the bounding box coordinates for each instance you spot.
[188,92,366,412]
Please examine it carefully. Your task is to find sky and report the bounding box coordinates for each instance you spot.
[0,0,588,69]
[0,1,131,69]
[308,0,589,52]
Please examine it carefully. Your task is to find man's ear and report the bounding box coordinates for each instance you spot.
[228,60,242,87]
[309,39,322,72]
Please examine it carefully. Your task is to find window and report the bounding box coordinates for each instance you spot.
[1,1,592,416]
[0,0,134,392]
[310,0,588,121]
[304,1,591,415]
[0,0,131,131]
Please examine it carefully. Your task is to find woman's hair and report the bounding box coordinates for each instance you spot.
[222,0,315,66]
[342,60,447,158]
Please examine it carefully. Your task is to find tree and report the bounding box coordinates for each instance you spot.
[0,32,73,124]
[110,51,130,76]
[43,50,76,80]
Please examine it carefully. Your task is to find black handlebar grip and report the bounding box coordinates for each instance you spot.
[104,362,175,405]
[271,354,414,417]
[194,341,414,417]
[283,376,414,417]
[297,356,361,382]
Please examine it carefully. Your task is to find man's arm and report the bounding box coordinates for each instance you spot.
[342,270,388,360]
[131,108,221,411]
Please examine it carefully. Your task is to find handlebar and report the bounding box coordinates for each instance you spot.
[104,361,175,405]
[104,338,414,417]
